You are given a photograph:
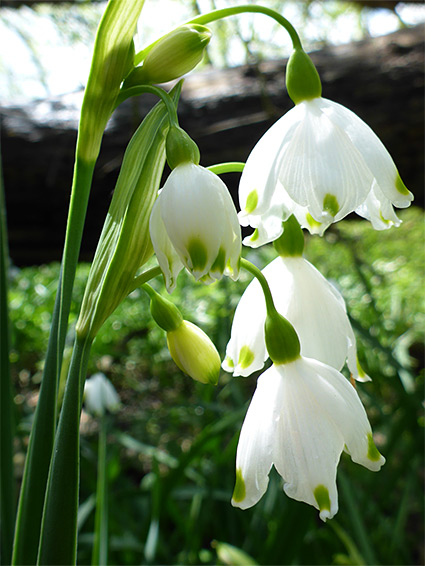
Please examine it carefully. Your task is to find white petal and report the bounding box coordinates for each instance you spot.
[232,365,281,509]
[272,360,341,520]
[319,98,413,208]
[238,106,304,221]
[355,181,402,230]
[149,196,183,292]
[277,99,373,222]
[222,275,268,377]
[265,257,355,373]
[303,357,385,472]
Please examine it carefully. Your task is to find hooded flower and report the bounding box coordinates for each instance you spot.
[84,373,121,417]
[150,162,241,291]
[222,255,368,381]
[231,356,385,519]
[239,97,413,246]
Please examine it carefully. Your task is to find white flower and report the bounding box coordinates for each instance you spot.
[84,373,120,417]
[239,97,413,246]
[222,255,368,381]
[231,357,385,519]
[149,162,241,292]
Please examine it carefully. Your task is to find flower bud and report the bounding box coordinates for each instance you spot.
[84,373,120,417]
[145,284,183,331]
[286,48,322,105]
[167,321,221,385]
[127,24,211,85]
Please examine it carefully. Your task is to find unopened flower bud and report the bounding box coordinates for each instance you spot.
[127,24,211,86]
[167,321,221,385]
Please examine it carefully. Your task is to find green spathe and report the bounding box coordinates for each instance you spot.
[265,311,300,365]
[76,84,181,340]
[286,48,322,105]
[166,125,200,169]
[273,215,304,257]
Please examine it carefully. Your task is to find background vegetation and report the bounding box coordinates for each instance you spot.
[9,207,424,565]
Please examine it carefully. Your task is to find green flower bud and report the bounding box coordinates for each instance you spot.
[126,24,211,86]
[265,310,300,365]
[166,125,200,169]
[273,215,305,257]
[286,48,322,105]
[167,321,221,385]
[145,286,183,332]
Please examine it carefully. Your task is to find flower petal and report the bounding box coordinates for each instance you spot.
[232,365,281,509]
[149,196,183,292]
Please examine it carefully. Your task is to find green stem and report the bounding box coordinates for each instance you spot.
[207,162,245,175]
[130,265,163,293]
[12,157,95,566]
[37,336,93,566]
[240,258,276,315]
[135,4,302,64]
[92,414,108,566]
[114,84,179,126]
[0,159,16,566]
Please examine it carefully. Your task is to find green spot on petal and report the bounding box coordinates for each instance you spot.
[356,358,366,379]
[232,468,246,503]
[238,345,255,369]
[211,247,226,274]
[314,485,331,513]
[367,432,381,462]
[187,238,208,271]
[379,211,390,225]
[323,194,340,218]
[395,172,410,196]
[249,229,259,242]
[306,213,322,229]
[245,190,258,214]
[225,356,234,368]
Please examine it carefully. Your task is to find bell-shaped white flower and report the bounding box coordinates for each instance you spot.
[239,97,413,246]
[231,357,385,519]
[222,255,368,382]
[84,373,121,417]
[150,162,241,292]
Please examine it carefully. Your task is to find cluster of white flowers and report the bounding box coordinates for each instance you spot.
[147,46,411,520]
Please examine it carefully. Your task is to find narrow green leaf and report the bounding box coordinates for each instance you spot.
[92,416,109,566]
[0,158,16,566]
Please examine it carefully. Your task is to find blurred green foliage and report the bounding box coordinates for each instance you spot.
[9,207,424,565]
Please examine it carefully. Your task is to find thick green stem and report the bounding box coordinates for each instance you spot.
[130,265,163,293]
[135,4,302,65]
[37,336,92,566]
[92,415,109,566]
[12,157,95,566]
[207,162,245,175]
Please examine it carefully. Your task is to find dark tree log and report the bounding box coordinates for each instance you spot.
[1,24,423,266]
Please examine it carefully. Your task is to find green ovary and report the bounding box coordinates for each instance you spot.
[238,345,255,369]
[314,485,331,512]
[323,194,340,217]
[232,469,246,503]
[187,238,208,271]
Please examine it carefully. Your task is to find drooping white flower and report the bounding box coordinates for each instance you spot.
[222,255,368,381]
[150,162,241,292]
[84,373,121,417]
[231,357,385,519]
[239,97,413,246]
